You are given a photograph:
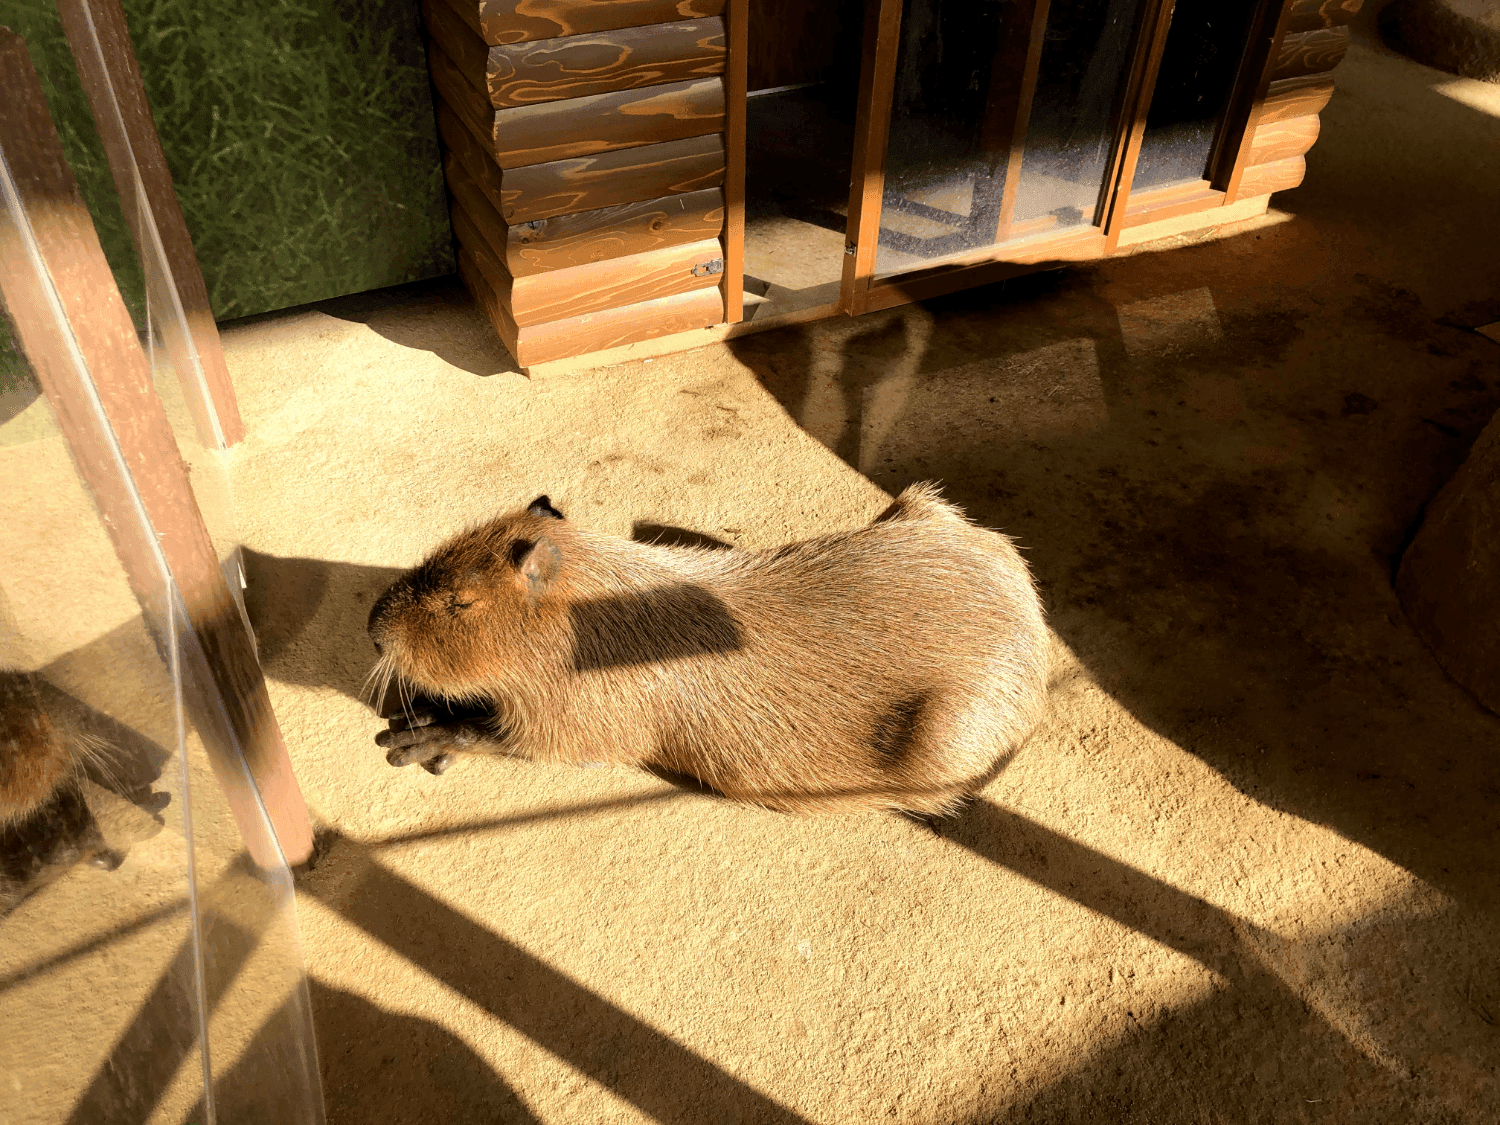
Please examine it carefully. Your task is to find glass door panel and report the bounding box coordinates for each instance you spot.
[873,0,1149,280]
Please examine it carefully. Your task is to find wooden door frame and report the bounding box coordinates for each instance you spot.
[838,0,1199,316]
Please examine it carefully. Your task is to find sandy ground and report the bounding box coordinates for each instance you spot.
[210,10,1500,1122]
[5,4,1499,1122]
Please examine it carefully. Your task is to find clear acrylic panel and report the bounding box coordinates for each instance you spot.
[874,0,1147,279]
[0,78,322,1125]
[1131,0,1260,192]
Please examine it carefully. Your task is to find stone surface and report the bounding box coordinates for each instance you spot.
[1383,0,1500,82]
[1398,409,1500,713]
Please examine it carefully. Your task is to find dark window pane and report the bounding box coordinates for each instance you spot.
[1131,0,1260,191]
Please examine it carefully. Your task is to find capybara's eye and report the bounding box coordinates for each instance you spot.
[445,594,474,616]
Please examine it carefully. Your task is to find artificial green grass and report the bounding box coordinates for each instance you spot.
[0,0,454,322]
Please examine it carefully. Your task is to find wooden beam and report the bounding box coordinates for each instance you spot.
[453,0,726,47]
[721,0,747,323]
[840,0,903,316]
[502,133,726,222]
[424,0,727,109]
[54,0,244,447]
[1101,0,1179,254]
[0,29,312,868]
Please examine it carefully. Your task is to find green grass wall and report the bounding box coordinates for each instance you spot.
[0,0,454,324]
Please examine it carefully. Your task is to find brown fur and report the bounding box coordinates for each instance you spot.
[368,484,1050,817]
[1,669,121,915]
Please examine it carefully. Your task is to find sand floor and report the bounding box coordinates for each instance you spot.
[5,4,1499,1122]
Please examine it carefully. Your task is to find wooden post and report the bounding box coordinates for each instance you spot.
[1101,0,1179,253]
[722,0,747,323]
[840,0,904,316]
[0,29,312,869]
[54,0,245,448]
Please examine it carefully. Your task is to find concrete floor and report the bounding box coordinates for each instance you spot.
[8,3,1495,1121]
[211,8,1500,1123]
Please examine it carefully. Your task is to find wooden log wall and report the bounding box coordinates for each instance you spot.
[424,0,731,366]
[1229,0,1362,200]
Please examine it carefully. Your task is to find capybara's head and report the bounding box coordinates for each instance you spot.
[367,495,569,699]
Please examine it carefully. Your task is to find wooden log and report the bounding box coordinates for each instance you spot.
[436,99,512,219]
[492,20,726,107]
[503,133,725,222]
[437,96,726,223]
[1269,25,1349,81]
[445,150,511,261]
[1236,155,1306,196]
[450,186,724,325]
[426,0,725,108]
[432,38,723,167]
[515,236,722,325]
[429,39,501,151]
[423,0,491,92]
[516,237,720,322]
[1283,0,1363,34]
[1255,74,1336,127]
[509,187,724,274]
[514,285,724,366]
[456,245,522,357]
[490,75,725,168]
[1247,114,1321,165]
[450,191,516,305]
[446,0,726,47]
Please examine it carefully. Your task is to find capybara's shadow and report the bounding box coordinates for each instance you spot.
[241,548,405,705]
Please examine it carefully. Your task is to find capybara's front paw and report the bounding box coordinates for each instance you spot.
[375,712,491,773]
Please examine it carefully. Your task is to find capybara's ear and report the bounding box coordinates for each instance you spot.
[513,534,562,597]
[528,495,564,520]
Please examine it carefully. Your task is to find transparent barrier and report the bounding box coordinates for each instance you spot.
[0,23,323,1124]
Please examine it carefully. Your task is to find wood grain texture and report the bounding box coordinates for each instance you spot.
[429,0,725,107]
[1256,74,1336,127]
[510,188,724,274]
[460,0,726,47]
[1247,113,1321,164]
[444,150,510,265]
[56,0,244,446]
[1283,0,1363,33]
[488,19,726,107]
[515,285,724,365]
[1122,180,1224,228]
[442,0,487,37]
[721,0,745,322]
[436,99,513,221]
[451,176,725,324]
[456,245,522,357]
[424,0,492,89]
[1101,0,1178,251]
[450,189,516,304]
[511,236,723,325]
[430,39,501,151]
[1270,25,1349,81]
[490,76,725,168]
[501,132,725,222]
[1236,154,1306,196]
[0,29,311,867]
[445,151,509,259]
[841,0,903,315]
